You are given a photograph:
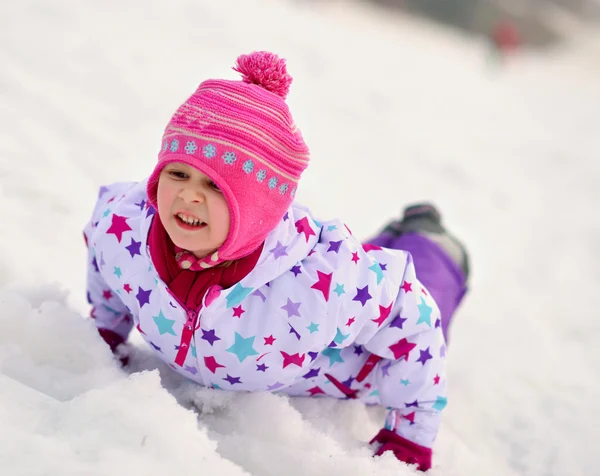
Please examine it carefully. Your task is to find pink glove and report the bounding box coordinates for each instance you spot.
[370,429,432,472]
[97,328,129,366]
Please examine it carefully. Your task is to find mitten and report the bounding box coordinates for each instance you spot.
[370,429,432,472]
[97,328,130,367]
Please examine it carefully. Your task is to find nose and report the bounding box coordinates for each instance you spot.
[179,185,205,204]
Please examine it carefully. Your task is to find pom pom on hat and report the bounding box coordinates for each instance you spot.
[233,51,293,99]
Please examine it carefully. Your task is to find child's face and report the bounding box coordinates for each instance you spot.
[157,162,230,258]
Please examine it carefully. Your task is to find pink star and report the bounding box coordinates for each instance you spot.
[346,317,355,327]
[136,323,146,335]
[311,270,333,301]
[351,252,360,264]
[371,302,393,327]
[400,281,413,293]
[102,290,112,300]
[232,305,245,318]
[106,214,132,243]
[308,386,325,396]
[403,412,416,425]
[421,287,429,296]
[281,351,305,368]
[389,338,417,361]
[433,374,441,385]
[295,217,316,242]
[362,244,382,252]
[264,335,276,346]
[123,284,132,293]
[204,356,225,374]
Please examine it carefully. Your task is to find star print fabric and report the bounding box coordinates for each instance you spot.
[84,180,447,450]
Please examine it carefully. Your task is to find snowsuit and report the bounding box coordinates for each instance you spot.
[84,180,466,455]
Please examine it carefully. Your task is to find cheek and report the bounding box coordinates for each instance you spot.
[215,198,231,234]
[156,180,175,216]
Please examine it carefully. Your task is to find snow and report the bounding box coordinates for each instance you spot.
[1,0,599,474]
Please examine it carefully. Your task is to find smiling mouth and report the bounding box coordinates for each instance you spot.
[175,213,207,230]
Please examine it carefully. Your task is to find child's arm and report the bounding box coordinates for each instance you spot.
[83,185,136,355]
[360,253,446,471]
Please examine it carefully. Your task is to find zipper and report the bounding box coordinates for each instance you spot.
[323,354,382,399]
[174,308,200,367]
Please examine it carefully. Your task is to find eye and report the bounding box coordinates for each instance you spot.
[168,170,189,179]
[208,180,222,192]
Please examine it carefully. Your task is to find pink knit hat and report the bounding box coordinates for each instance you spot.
[147,51,310,267]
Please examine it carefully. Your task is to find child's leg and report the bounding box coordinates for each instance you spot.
[366,204,469,342]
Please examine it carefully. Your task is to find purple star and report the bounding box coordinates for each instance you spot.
[327,240,343,253]
[146,205,156,218]
[354,345,364,356]
[136,287,151,307]
[134,199,146,210]
[390,314,407,329]
[303,368,320,379]
[435,318,441,329]
[100,252,106,268]
[98,186,109,198]
[92,256,99,273]
[201,329,220,346]
[150,342,162,352]
[252,289,267,302]
[256,363,268,372]
[223,374,242,385]
[405,400,420,408]
[290,265,302,277]
[267,382,285,391]
[283,212,289,221]
[380,263,387,271]
[381,361,392,377]
[289,324,301,340]
[341,376,354,388]
[270,241,288,259]
[281,298,301,318]
[440,344,446,358]
[417,347,433,365]
[353,286,372,307]
[125,238,142,258]
[184,365,198,375]
[308,351,319,362]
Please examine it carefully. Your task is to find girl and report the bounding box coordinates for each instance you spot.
[84,51,468,472]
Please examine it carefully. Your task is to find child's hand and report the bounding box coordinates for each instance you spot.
[370,429,432,472]
[97,328,130,367]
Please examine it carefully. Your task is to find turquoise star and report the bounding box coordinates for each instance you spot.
[416,297,433,327]
[322,347,344,367]
[113,266,122,279]
[400,379,411,386]
[153,310,177,336]
[432,396,447,411]
[327,225,337,232]
[307,322,320,333]
[191,344,197,358]
[368,261,385,285]
[368,389,380,397]
[116,289,121,295]
[226,284,254,308]
[333,328,350,345]
[333,283,346,296]
[211,383,221,390]
[313,219,321,228]
[103,208,111,218]
[226,332,259,362]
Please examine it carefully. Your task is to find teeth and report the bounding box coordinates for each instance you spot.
[177,213,204,226]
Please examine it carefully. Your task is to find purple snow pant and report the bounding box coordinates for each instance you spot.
[366,232,468,342]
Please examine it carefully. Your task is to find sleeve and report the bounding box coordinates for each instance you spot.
[83,186,135,346]
[361,253,447,471]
